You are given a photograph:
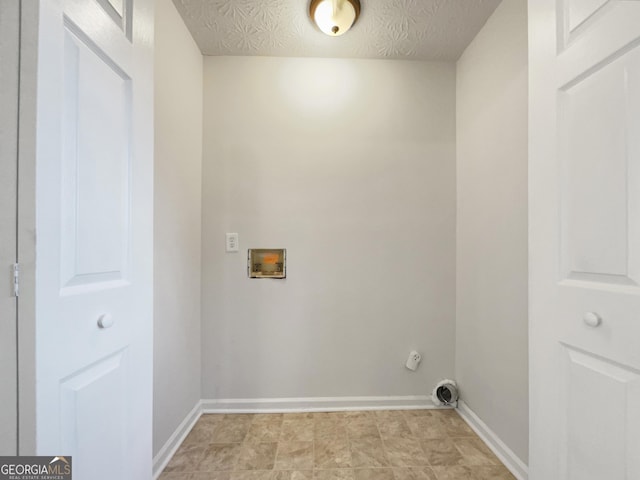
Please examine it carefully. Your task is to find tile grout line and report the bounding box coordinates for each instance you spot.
[272,414,283,473]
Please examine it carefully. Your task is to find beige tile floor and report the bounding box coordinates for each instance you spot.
[159,410,516,480]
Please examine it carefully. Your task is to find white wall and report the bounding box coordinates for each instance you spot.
[456,0,529,464]
[153,0,203,456]
[201,56,456,400]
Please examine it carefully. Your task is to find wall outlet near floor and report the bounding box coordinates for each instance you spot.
[405,351,422,371]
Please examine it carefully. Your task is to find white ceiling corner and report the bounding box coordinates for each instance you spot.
[172,0,502,61]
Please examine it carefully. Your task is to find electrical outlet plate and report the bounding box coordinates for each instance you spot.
[248,249,286,278]
[226,233,239,252]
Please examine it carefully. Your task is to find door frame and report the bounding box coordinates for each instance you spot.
[0,0,20,456]
[16,0,41,456]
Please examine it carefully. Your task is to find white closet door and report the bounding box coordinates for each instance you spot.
[530,1,640,479]
[35,0,154,478]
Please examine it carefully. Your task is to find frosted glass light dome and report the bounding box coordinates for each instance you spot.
[310,0,361,36]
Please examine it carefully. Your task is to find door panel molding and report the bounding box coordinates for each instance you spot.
[559,344,640,479]
[60,349,128,479]
[558,46,640,290]
[60,24,132,293]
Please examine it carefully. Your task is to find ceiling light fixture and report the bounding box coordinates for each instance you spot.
[309,0,361,37]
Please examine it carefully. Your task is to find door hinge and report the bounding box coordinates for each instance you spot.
[12,263,19,298]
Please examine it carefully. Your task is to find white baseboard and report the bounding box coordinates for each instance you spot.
[456,400,528,480]
[201,395,440,414]
[152,401,203,480]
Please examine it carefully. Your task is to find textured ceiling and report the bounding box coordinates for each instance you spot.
[173,0,502,61]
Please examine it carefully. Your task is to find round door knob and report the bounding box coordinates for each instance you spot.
[97,313,114,329]
[583,312,601,328]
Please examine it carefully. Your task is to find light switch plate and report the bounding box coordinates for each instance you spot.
[226,233,239,252]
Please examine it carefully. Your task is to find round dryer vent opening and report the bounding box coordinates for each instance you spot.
[432,379,459,406]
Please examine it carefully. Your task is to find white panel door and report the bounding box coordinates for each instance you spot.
[530,1,640,479]
[0,0,20,456]
[35,0,153,478]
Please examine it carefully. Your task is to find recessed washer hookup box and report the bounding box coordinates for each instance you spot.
[248,249,286,279]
